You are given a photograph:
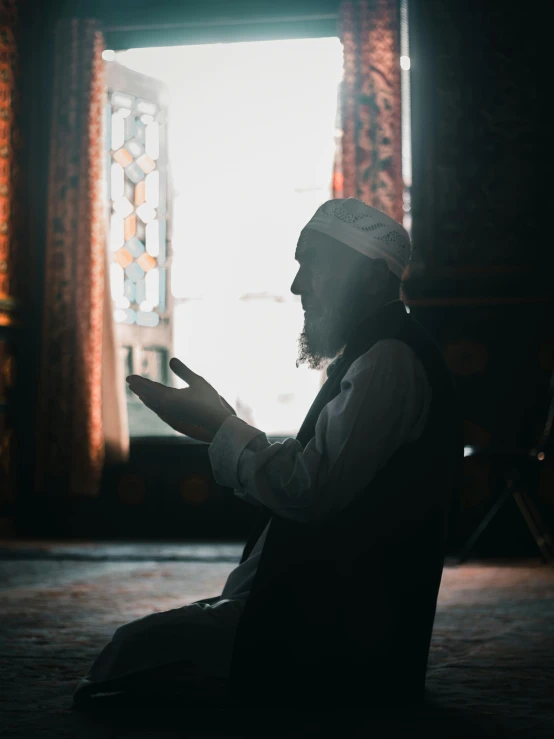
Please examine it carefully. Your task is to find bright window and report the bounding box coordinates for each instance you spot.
[114,38,344,437]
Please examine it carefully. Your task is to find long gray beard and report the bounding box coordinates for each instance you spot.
[296,303,351,371]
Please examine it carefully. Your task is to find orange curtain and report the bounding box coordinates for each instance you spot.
[0,0,19,509]
[0,0,18,316]
[333,0,403,222]
[36,18,128,498]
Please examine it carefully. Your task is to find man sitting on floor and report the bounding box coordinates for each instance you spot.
[74,198,463,717]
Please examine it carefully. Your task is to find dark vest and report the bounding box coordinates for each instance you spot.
[228,300,463,714]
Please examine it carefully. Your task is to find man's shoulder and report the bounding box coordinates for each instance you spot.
[350,338,422,373]
[342,339,432,401]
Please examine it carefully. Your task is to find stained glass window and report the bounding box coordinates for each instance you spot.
[105,90,168,329]
[104,60,174,438]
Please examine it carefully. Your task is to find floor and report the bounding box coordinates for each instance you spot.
[1,540,553,738]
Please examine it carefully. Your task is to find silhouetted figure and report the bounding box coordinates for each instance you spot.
[74,198,463,725]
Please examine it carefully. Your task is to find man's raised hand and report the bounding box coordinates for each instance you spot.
[126,358,235,442]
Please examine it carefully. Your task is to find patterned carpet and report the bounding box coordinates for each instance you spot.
[1,541,553,738]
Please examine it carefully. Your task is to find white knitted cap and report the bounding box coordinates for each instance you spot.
[304,198,411,279]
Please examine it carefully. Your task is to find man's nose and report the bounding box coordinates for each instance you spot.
[290,269,307,296]
[291,273,300,295]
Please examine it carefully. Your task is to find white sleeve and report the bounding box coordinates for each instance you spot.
[208,339,431,522]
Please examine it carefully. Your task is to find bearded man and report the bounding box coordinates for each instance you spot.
[74,198,463,720]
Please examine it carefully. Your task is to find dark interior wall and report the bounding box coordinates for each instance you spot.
[6,0,551,553]
[0,0,59,536]
[6,1,59,536]
[408,0,544,284]
[406,0,551,555]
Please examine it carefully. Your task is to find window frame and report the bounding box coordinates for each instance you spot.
[105,18,338,445]
[104,16,339,52]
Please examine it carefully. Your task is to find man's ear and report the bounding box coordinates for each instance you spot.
[373,258,389,276]
[366,258,389,293]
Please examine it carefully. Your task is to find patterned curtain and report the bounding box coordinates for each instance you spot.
[333,0,403,222]
[36,18,128,498]
[0,0,19,509]
[0,0,18,318]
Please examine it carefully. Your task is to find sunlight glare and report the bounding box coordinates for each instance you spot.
[116,38,343,435]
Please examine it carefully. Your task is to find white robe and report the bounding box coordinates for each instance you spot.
[75,338,431,698]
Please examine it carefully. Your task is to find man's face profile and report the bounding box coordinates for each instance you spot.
[291,229,387,371]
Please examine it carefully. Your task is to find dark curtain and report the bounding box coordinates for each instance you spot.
[35,18,128,499]
[0,0,20,516]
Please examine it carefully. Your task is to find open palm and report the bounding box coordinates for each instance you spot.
[126,358,236,442]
